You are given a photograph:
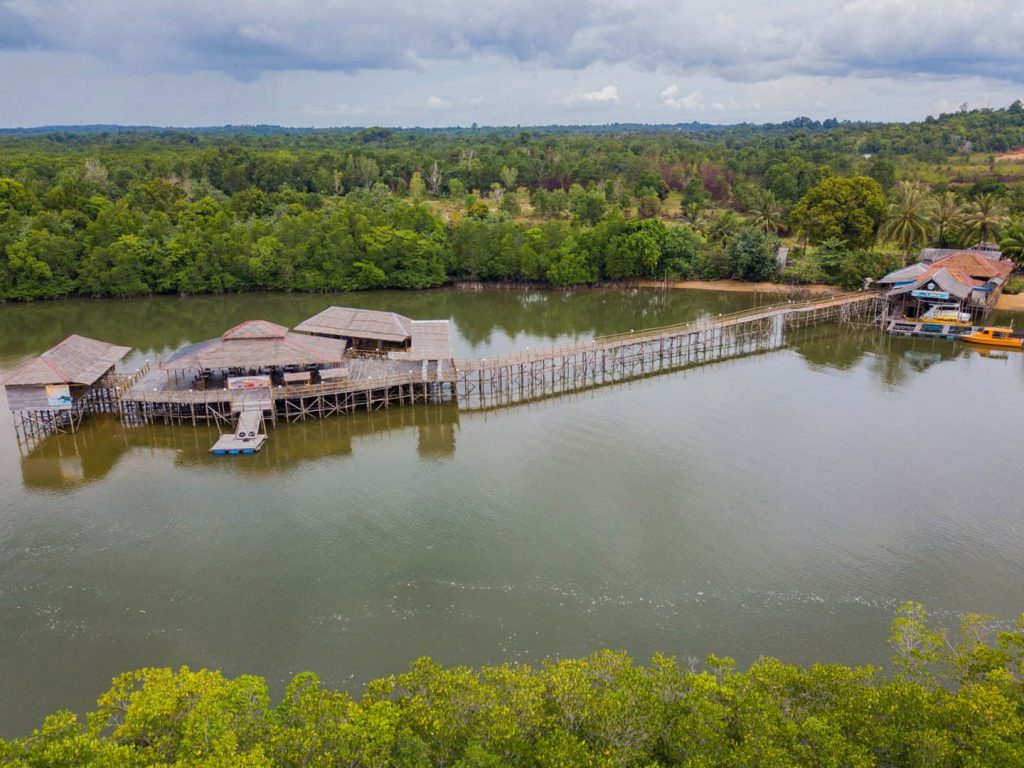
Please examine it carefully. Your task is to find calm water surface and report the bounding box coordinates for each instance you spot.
[1,287,1022,735]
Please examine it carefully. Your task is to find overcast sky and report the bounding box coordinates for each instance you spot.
[1,0,1021,128]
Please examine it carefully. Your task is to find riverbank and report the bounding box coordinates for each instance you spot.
[995,293,1024,311]
[630,278,841,295]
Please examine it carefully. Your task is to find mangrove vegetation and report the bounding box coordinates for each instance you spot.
[2,104,1024,301]
[1,604,1022,767]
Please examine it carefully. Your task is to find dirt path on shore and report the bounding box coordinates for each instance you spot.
[630,279,841,296]
[995,293,1024,311]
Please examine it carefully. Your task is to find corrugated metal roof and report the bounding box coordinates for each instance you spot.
[294,307,413,343]
[889,268,978,300]
[4,335,131,387]
[878,263,927,284]
[887,252,1014,301]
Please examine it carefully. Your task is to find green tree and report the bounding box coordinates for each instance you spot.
[999,221,1024,268]
[866,157,897,191]
[568,184,605,226]
[705,210,742,246]
[661,225,705,279]
[750,189,785,234]
[408,171,427,203]
[792,176,886,249]
[727,229,780,281]
[547,238,597,285]
[248,235,291,290]
[882,181,933,266]
[932,191,964,248]
[962,193,1009,244]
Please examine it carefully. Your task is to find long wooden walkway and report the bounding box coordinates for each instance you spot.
[115,291,880,429]
[454,291,882,409]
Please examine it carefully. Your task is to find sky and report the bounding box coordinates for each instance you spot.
[0,0,1022,128]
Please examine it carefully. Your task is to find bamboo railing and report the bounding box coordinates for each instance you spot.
[455,291,880,372]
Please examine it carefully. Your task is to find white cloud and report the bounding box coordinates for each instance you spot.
[0,2,1023,127]
[661,85,702,110]
[1,0,1023,86]
[574,84,619,103]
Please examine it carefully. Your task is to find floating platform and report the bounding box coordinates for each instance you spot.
[886,320,981,340]
[210,409,267,455]
[210,433,266,455]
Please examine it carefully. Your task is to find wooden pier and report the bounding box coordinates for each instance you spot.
[12,292,882,451]
[120,367,457,428]
[454,291,882,410]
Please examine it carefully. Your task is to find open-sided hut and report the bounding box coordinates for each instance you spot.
[293,307,414,353]
[160,320,346,386]
[4,335,131,440]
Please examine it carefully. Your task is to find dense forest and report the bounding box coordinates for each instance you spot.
[2,104,1024,301]
[1,604,1021,767]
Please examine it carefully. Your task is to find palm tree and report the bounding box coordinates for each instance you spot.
[931,191,964,247]
[962,193,1009,244]
[750,190,785,234]
[882,181,933,266]
[999,221,1024,268]
[680,200,703,228]
[706,210,741,245]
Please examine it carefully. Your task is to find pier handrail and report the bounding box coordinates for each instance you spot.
[454,290,880,372]
[124,370,443,405]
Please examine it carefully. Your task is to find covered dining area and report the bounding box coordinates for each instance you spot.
[157,320,347,392]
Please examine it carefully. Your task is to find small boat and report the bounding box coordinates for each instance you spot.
[907,304,973,326]
[960,326,1024,349]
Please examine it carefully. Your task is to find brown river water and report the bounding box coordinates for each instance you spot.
[0,287,1022,735]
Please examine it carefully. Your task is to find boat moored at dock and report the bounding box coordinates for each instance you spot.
[960,327,1024,349]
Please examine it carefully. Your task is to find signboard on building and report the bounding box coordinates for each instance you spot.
[227,375,271,390]
[911,289,950,300]
[45,384,73,409]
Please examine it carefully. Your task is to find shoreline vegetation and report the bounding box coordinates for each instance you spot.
[2,104,1023,305]
[1,604,1021,767]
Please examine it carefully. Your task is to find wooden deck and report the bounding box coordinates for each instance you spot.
[121,360,457,427]
[113,291,881,428]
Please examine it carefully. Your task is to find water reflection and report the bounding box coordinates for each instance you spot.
[787,325,1021,388]
[0,287,763,364]
[19,405,459,491]
[3,287,1024,739]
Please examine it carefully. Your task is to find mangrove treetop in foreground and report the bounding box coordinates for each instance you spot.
[0,604,1021,767]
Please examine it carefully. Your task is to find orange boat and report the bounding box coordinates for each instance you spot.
[960,326,1024,349]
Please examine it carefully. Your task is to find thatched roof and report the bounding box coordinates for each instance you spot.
[294,307,413,343]
[4,335,131,387]
[162,320,346,370]
[389,320,454,360]
[222,319,288,340]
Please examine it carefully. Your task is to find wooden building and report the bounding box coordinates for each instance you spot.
[877,251,1015,321]
[159,320,346,388]
[294,307,414,353]
[294,306,455,366]
[4,334,131,442]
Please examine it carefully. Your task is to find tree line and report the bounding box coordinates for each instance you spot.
[2,104,1023,301]
[1,604,1021,767]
